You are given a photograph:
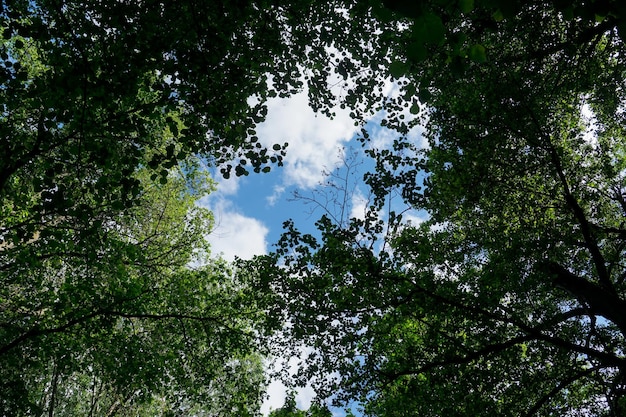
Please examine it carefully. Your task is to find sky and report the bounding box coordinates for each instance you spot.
[198,84,427,415]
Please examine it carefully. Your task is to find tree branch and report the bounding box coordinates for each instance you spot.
[524,100,613,293]
[548,262,626,336]
[504,18,616,65]
[378,335,534,381]
[523,366,600,417]
[0,309,223,355]
[403,275,626,369]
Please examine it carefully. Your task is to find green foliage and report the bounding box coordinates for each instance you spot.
[6,0,626,416]
[268,393,332,417]
[0,159,268,415]
[0,2,396,414]
[0,0,394,221]
[248,1,626,416]
[468,43,486,62]
[388,60,409,79]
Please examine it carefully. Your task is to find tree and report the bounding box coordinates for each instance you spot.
[1,1,393,415]
[0,0,393,212]
[248,1,626,416]
[7,0,626,415]
[0,157,270,415]
[268,392,332,417]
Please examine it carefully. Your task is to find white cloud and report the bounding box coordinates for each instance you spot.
[294,385,315,411]
[256,89,359,191]
[402,210,429,226]
[364,78,429,152]
[214,175,241,196]
[581,102,599,147]
[349,188,370,221]
[261,346,318,415]
[261,379,288,416]
[366,124,396,151]
[266,184,286,206]
[261,379,316,416]
[201,199,269,261]
[253,74,428,207]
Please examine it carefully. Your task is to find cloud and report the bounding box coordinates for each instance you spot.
[261,379,288,416]
[402,210,429,226]
[366,124,397,151]
[201,199,269,261]
[214,175,241,196]
[266,184,286,206]
[349,188,371,221]
[256,89,359,191]
[261,379,316,416]
[580,102,599,147]
[363,78,429,152]
[261,347,317,416]
[254,75,428,208]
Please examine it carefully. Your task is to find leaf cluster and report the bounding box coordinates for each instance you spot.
[249,1,626,416]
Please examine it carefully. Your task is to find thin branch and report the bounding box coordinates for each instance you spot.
[0,309,223,355]
[613,186,626,216]
[48,360,59,417]
[105,390,139,417]
[524,102,613,293]
[378,335,534,381]
[523,366,600,417]
[88,372,104,417]
[503,19,616,65]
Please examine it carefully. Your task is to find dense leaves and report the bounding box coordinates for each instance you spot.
[0,160,270,415]
[248,1,626,416]
[0,0,399,254]
[6,0,626,416]
[0,1,394,415]
[267,393,332,417]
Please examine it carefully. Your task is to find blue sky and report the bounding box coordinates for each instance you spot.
[198,84,427,415]
[201,83,427,261]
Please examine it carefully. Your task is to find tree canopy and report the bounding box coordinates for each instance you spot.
[0,1,388,414]
[0,158,270,415]
[247,1,626,416]
[5,0,626,416]
[267,392,332,417]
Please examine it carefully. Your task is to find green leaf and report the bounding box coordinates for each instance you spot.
[562,6,575,20]
[413,13,446,45]
[389,60,408,79]
[371,1,395,22]
[418,88,432,102]
[492,9,505,21]
[235,165,249,176]
[407,42,428,62]
[495,0,522,19]
[459,0,474,13]
[468,44,487,62]
[382,0,423,19]
[170,123,179,137]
